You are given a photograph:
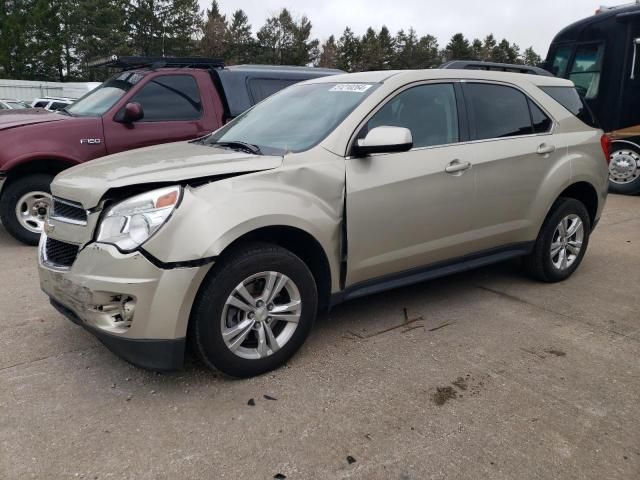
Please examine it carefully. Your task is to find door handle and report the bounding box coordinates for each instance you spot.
[537,143,556,155]
[445,160,472,174]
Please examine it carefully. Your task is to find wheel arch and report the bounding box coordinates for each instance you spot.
[2,157,78,192]
[552,181,599,227]
[207,225,333,314]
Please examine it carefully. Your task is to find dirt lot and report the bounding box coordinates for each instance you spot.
[1,194,639,479]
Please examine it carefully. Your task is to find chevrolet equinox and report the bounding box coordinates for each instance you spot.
[38,70,609,377]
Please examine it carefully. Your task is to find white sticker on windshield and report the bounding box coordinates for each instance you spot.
[329,83,373,93]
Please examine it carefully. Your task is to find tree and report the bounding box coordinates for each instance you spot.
[492,38,521,64]
[224,9,253,64]
[377,26,395,69]
[523,47,542,66]
[201,0,226,58]
[359,27,382,71]
[317,35,338,68]
[471,38,483,61]
[481,34,497,61]
[336,27,360,72]
[444,33,472,61]
[256,9,318,65]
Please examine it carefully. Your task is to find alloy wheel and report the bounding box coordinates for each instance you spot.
[550,214,584,271]
[221,271,302,360]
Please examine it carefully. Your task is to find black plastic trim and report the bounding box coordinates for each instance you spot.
[50,299,185,371]
[331,242,534,306]
[138,248,217,270]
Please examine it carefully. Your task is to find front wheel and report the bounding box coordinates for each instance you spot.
[0,174,53,245]
[608,143,640,195]
[190,243,318,378]
[523,198,591,283]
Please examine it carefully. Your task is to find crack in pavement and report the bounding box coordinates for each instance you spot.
[0,345,100,374]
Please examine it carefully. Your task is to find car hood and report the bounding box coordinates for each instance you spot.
[52,141,283,208]
[0,108,67,130]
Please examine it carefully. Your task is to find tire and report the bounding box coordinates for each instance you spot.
[523,197,591,283]
[608,143,640,195]
[190,242,318,378]
[0,174,53,245]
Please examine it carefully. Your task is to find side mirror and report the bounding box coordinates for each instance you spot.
[122,102,144,123]
[353,126,413,156]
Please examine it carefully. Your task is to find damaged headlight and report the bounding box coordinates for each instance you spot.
[97,186,182,252]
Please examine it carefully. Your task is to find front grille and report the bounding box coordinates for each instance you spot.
[45,237,79,268]
[51,197,87,224]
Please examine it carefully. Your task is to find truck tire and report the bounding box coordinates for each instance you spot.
[0,174,53,245]
[523,197,591,283]
[190,242,318,378]
[608,143,640,195]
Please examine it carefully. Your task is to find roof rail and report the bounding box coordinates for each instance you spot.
[440,60,554,77]
[86,55,224,70]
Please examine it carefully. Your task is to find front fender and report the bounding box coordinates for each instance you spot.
[143,159,346,289]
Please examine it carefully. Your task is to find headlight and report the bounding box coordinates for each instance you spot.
[96,186,182,252]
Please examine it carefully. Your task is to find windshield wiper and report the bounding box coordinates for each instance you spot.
[211,141,261,155]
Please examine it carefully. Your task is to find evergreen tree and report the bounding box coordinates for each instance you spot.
[377,26,395,69]
[444,33,472,61]
[224,9,253,65]
[481,34,497,61]
[471,38,483,61]
[359,27,382,71]
[317,35,338,68]
[492,38,521,64]
[415,34,440,68]
[201,0,226,58]
[336,27,360,72]
[523,47,542,66]
[256,9,317,65]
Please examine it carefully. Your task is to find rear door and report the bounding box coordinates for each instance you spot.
[461,82,563,250]
[345,82,477,285]
[103,74,211,154]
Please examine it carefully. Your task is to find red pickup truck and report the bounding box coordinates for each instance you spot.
[0,57,340,244]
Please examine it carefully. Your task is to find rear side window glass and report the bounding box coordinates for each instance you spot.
[247,78,299,104]
[130,75,202,121]
[550,45,573,77]
[34,101,48,108]
[364,83,459,148]
[529,100,552,133]
[541,86,599,128]
[464,83,532,140]
[50,102,68,111]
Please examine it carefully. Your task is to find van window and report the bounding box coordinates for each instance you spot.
[130,75,202,121]
[568,43,603,99]
[550,46,573,77]
[463,83,533,140]
[33,101,49,108]
[50,102,69,111]
[363,83,459,148]
[247,78,298,104]
[540,86,599,128]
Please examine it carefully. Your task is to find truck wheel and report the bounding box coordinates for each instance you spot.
[523,197,591,283]
[608,143,640,195]
[0,174,53,245]
[190,242,318,378]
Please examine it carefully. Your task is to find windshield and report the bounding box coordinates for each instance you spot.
[204,82,379,155]
[67,71,145,117]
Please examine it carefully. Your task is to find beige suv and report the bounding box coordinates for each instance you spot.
[38,70,609,377]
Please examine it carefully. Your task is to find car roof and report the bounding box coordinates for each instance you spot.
[304,69,574,88]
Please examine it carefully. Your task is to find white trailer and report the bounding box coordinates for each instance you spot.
[0,79,100,102]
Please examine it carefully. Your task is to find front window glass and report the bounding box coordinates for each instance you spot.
[362,83,459,148]
[568,43,603,99]
[128,75,202,122]
[204,82,379,155]
[550,46,573,77]
[6,101,28,109]
[67,71,145,117]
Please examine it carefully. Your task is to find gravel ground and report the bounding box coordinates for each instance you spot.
[1,194,639,480]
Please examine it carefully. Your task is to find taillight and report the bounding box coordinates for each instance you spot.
[600,134,612,164]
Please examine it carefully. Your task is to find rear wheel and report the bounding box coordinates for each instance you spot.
[608,143,640,195]
[523,198,591,283]
[190,243,318,378]
[0,174,53,245]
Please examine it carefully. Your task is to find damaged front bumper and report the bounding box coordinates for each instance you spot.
[38,237,213,370]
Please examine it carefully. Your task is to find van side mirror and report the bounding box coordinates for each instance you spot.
[352,126,413,156]
[122,102,144,123]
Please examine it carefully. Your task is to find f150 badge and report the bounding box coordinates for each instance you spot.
[80,138,101,145]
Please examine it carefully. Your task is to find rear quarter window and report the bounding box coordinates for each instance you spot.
[247,78,299,104]
[540,86,599,128]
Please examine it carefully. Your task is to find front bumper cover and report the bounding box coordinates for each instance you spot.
[51,299,186,371]
[39,240,213,371]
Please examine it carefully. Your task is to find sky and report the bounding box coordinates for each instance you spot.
[198,0,614,56]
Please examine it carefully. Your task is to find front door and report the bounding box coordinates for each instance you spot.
[345,82,477,286]
[103,74,210,155]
